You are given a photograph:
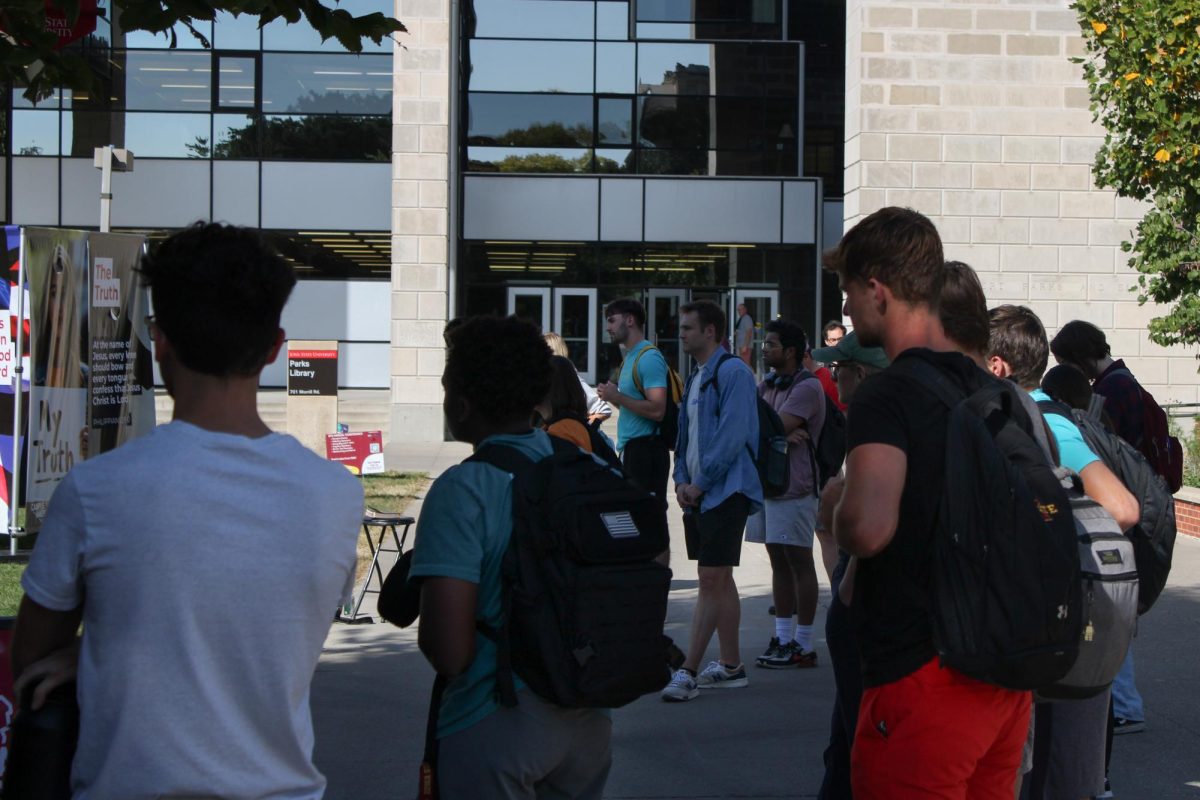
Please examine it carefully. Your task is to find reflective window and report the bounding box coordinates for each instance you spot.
[638,0,690,22]
[125,113,213,157]
[638,95,709,149]
[262,53,392,114]
[468,94,592,146]
[467,40,593,93]
[597,97,633,145]
[214,114,259,158]
[594,149,634,173]
[597,2,630,39]
[261,114,391,160]
[473,0,594,39]
[122,51,213,111]
[635,0,782,39]
[120,20,213,49]
[213,11,263,49]
[635,22,694,39]
[467,147,593,173]
[217,55,258,109]
[636,44,711,93]
[595,42,635,93]
[61,110,113,157]
[12,111,59,156]
[261,0,394,52]
[12,88,61,109]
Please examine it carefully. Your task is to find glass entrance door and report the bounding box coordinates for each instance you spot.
[734,289,779,377]
[553,288,598,384]
[506,286,551,333]
[647,288,688,378]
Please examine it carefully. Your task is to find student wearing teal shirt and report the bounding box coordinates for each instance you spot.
[412,316,611,800]
[986,304,1138,800]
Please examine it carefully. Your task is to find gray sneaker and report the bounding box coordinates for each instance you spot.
[696,660,749,689]
[661,668,699,702]
[754,637,785,667]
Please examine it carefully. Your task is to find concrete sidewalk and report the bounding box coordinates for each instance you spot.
[312,445,1200,799]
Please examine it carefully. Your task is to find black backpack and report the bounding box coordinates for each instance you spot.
[1039,398,1176,614]
[469,435,674,709]
[700,353,788,497]
[630,345,685,451]
[896,357,1082,691]
[544,412,622,471]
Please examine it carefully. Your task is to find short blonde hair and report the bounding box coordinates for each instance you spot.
[543,331,569,358]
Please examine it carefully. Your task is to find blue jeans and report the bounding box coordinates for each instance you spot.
[1110,646,1144,721]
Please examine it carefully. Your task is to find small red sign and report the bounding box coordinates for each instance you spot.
[44,0,99,49]
[326,430,385,475]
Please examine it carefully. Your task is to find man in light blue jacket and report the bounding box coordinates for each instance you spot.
[662,299,763,702]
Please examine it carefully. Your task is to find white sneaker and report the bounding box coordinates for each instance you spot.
[695,660,749,689]
[661,668,699,702]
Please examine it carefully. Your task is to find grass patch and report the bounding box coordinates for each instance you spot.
[0,563,26,617]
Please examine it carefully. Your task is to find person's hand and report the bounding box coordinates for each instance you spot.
[14,641,80,712]
[787,428,811,446]
[595,382,618,404]
[678,484,703,508]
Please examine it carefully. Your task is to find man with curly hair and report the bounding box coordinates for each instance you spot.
[412,315,612,799]
[12,223,364,799]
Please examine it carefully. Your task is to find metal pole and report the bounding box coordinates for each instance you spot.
[9,232,27,556]
[99,144,113,233]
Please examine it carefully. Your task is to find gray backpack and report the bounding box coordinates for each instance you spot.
[1019,392,1140,700]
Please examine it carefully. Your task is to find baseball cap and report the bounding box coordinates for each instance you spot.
[810,331,890,370]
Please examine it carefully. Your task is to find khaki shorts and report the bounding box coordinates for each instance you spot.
[745,495,818,547]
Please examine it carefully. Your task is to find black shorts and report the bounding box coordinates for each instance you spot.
[621,435,670,501]
[683,492,751,567]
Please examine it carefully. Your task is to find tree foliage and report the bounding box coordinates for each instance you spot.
[0,0,405,103]
[1075,0,1200,347]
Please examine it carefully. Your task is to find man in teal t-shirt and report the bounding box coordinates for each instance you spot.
[597,298,671,519]
[411,316,611,800]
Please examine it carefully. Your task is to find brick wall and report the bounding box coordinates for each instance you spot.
[1175,490,1200,540]
[845,0,1200,404]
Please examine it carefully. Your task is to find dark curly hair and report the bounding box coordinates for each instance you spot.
[764,318,807,359]
[138,222,296,377]
[444,315,552,425]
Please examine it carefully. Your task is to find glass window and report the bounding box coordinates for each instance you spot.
[468,93,592,147]
[634,22,694,39]
[213,11,262,49]
[594,148,634,173]
[636,149,708,175]
[261,114,391,160]
[597,97,633,145]
[120,20,213,48]
[122,51,213,111]
[61,110,114,157]
[637,44,711,94]
[637,0,690,22]
[467,147,593,173]
[12,111,59,156]
[468,40,593,93]
[263,53,392,114]
[473,0,594,39]
[12,87,61,109]
[214,114,259,158]
[124,112,213,157]
[261,0,393,52]
[596,2,630,39]
[638,95,709,149]
[217,55,258,110]
[596,42,635,93]
[636,0,781,39]
[712,96,764,150]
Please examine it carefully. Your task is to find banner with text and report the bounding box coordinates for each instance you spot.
[24,228,89,530]
[0,228,30,532]
[87,233,153,455]
[287,348,338,396]
[326,430,385,475]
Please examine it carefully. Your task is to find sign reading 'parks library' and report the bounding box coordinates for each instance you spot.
[287,348,337,396]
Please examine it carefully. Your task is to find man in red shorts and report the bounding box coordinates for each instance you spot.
[826,207,1032,799]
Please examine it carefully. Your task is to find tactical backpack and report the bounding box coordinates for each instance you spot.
[1039,398,1175,615]
[470,435,674,709]
[701,353,788,497]
[630,344,685,451]
[1109,367,1184,493]
[897,357,1082,691]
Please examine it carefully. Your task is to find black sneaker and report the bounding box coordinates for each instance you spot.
[760,640,818,669]
[754,637,784,667]
[1112,717,1145,735]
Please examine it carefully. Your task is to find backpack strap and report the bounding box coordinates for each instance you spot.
[630,343,663,398]
[420,674,447,795]
[890,357,966,411]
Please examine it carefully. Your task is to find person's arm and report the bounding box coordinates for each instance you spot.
[418,577,479,677]
[778,379,824,437]
[815,476,844,581]
[12,597,82,709]
[1078,461,1141,531]
[580,376,612,419]
[834,443,907,557]
[600,385,666,421]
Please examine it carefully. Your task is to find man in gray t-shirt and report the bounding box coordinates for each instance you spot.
[735,303,755,368]
[13,224,364,800]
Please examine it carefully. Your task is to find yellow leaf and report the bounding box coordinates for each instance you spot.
[1144,77,1154,86]
[1091,20,1108,35]
[1125,71,1141,81]
[1154,148,1171,162]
